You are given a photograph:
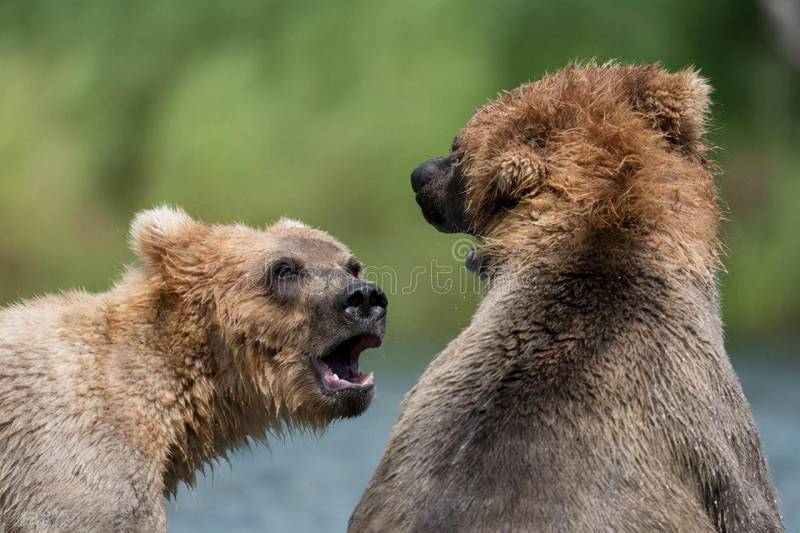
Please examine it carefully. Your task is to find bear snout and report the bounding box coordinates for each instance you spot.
[336,281,388,323]
[411,155,471,235]
[411,156,450,193]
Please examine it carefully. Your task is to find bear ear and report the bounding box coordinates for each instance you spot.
[129,206,201,265]
[467,142,549,229]
[627,65,712,147]
[495,144,548,200]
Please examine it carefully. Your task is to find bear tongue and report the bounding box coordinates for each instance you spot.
[322,368,353,391]
[319,352,357,389]
[318,334,380,391]
[322,368,374,390]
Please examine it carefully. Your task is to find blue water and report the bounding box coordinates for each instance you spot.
[167,355,800,532]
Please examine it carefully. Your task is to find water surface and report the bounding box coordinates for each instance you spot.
[167,354,799,532]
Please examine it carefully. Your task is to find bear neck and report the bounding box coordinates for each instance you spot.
[465,239,724,384]
[107,268,280,497]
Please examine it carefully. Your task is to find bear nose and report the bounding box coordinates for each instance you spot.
[336,282,388,322]
[411,156,449,193]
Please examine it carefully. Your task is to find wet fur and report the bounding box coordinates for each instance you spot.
[351,62,783,532]
[0,208,377,532]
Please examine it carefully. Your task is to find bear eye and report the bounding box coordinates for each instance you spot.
[346,258,362,277]
[266,258,303,286]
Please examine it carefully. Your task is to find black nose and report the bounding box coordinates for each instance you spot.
[411,156,450,193]
[336,282,388,321]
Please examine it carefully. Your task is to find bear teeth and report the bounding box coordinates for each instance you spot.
[317,333,380,392]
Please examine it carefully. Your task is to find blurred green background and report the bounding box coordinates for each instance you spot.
[0,0,798,348]
[2,2,799,530]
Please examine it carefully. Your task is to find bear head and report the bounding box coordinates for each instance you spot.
[412,62,719,279]
[129,206,387,426]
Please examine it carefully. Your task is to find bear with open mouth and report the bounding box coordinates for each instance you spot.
[0,207,386,532]
[351,62,783,532]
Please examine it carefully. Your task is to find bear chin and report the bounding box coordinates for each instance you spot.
[325,387,375,419]
[313,332,380,418]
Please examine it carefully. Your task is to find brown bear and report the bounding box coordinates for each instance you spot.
[0,207,387,532]
[350,62,783,532]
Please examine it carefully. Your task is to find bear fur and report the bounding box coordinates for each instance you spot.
[350,62,783,532]
[0,207,385,532]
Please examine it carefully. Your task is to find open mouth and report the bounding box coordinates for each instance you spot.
[316,334,381,393]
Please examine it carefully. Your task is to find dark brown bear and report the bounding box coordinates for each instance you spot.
[350,62,783,532]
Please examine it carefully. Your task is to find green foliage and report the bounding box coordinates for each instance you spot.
[0,0,797,350]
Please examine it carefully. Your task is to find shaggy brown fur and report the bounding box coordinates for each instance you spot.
[351,62,783,532]
[459,63,718,278]
[0,207,385,532]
